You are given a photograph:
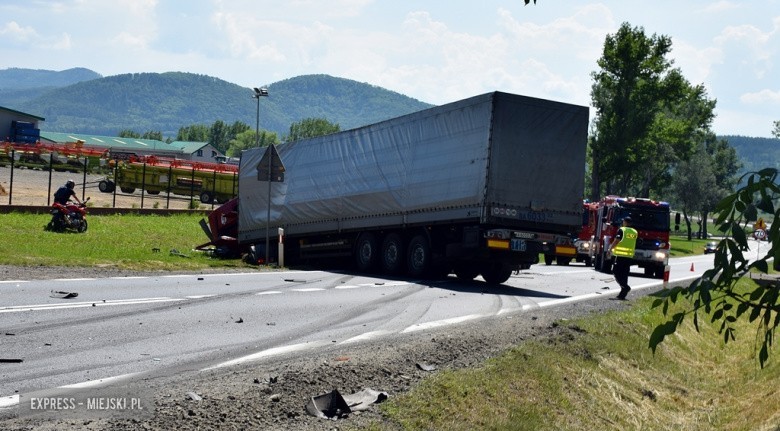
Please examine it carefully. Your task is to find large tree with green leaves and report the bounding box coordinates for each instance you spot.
[283,117,340,143]
[590,23,713,200]
[225,129,279,157]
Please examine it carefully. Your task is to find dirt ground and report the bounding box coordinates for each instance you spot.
[0,264,635,431]
[0,166,211,210]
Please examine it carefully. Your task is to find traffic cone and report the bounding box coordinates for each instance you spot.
[690,262,695,272]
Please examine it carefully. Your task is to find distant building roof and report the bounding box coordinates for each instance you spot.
[168,140,211,154]
[40,131,183,156]
[0,106,45,121]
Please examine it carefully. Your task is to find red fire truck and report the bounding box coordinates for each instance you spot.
[591,196,671,279]
[542,201,598,266]
[573,201,599,266]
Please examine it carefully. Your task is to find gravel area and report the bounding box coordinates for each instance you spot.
[0,264,637,431]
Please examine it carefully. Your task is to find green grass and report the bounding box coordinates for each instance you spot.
[368,279,780,430]
[0,212,251,271]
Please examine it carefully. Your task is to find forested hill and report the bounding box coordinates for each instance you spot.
[2,71,432,138]
[720,135,780,174]
[0,67,103,106]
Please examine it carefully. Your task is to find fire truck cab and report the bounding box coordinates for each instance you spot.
[592,196,671,279]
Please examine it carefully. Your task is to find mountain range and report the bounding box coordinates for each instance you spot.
[0,68,777,174]
[0,68,432,138]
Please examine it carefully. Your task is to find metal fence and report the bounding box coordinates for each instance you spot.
[0,150,236,210]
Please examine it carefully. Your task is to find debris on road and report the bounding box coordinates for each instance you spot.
[305,388,388,419]
[50,290,78,298]
[416,362,437,371]
[186,392,202,401]
[0,358,23,363]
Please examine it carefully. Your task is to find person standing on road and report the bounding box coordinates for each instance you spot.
[609,216,637,300]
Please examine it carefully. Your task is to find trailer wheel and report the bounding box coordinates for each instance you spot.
[200,191,213,204]
[120,186,135,194]
[481,262,513,285]
[381,233,404,275]
[454,266,479,281]
[354,232,379,272]
[544,254,554,265]
[556,257,572,266]
[146,189,160,195]
[98,180,115,193]
[406,235,430,277]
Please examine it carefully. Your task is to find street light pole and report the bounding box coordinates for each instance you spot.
[252,87,270,264]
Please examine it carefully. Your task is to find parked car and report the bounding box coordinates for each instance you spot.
[704,241,718,254]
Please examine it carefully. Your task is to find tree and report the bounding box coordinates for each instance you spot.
[176,124,209,142]
[670,144,716,240]
[118,129,140,138]
[226,129,279,157]
[773,120,780,138]
[283,117,340,142]
[589,23,706,200]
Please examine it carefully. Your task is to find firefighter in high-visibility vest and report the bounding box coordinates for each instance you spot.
[609,216,637,300]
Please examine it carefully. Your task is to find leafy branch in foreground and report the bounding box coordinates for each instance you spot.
[650,168,780,367]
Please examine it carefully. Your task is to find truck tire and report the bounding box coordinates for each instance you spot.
[354,232,379,272]
[200,191,213,204]
[146,189,160,195]
[120,186,136,194]
[584,255,592,267]
[654,265,665,279]
[454,266,480,281]
[381,233,404,275]
[544,254,554,265]
[98,180,115,193]
[481,262,513,285]
[557,257,572,266]
[406,235,430,277]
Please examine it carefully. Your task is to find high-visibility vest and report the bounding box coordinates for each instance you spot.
[613,227,638,258]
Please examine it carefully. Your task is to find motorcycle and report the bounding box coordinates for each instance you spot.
[45,197,90,233]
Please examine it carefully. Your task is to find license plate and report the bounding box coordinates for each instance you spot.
[510,239,527,252]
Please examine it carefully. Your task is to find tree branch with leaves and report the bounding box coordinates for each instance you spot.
[651,167,780,367]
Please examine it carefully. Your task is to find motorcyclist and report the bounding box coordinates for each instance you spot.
[53,179,82,206]
[52,180,83,227]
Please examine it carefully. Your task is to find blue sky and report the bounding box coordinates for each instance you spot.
[0,0,778,137]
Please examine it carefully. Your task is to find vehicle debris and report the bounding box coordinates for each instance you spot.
[50,290,78,298]
[416,362,437,371]
[305,387,388,419]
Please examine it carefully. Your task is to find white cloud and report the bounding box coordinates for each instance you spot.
[740,89,780,104]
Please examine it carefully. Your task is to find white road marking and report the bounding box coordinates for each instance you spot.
[256,291,282,295]
[292,288,325,292]
[0,280,29,284]
[202,340,331,370]
[0,297,185,313]
[0,372,142,409]
[402,314,486,333]
[341,330,394,344]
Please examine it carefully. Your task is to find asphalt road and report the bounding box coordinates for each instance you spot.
[0,252,718,409]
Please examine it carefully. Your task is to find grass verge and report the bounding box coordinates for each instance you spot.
[0,212,250,270]
[367,278,780,431]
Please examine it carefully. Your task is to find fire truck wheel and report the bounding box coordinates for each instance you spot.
[584,256,592,267]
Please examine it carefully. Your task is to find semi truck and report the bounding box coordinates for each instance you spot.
[237,91,589,284]
[591,195,671,279]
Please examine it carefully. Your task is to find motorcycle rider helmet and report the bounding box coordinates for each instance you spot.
[66,179,75,189]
